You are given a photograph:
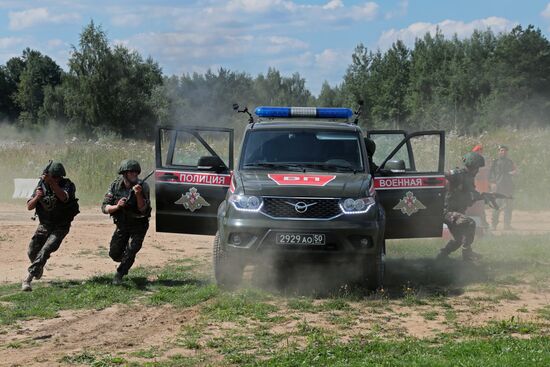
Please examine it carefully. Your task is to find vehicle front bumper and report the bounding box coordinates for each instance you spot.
[218,205,385,261]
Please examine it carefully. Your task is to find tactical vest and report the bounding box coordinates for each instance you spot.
[36,178,80,226]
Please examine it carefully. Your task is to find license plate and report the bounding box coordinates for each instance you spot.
[276,233,326,245]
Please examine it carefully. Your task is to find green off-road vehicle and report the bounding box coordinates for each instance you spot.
[154,106,446,289]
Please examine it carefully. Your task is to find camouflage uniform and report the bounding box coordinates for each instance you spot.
[439,163,482,260]
[101,177,151,277]
[27,168,79,279]
[489,153,516,229]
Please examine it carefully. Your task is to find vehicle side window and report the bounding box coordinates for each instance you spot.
[409,134,442,173]
[171,130,231,168]
[369,133,412,170]
[172,131,211,166]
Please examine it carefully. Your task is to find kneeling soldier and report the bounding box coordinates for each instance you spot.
[102,160,151,285]
[437,152,485,262]
[23,162,79,291]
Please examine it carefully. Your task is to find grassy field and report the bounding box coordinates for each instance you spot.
[1,125,549,208]
[1,234,549,366]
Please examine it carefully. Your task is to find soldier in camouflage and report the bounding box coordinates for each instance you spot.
[102,159,151,285]
[437,152,485,262]
[489,145,517,230]
[23,162,79,291]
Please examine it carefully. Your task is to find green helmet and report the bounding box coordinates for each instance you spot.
[462,152,485,169]
[118,159,141,174]
[47,162,66,177]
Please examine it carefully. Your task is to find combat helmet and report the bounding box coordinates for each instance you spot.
[118,159,141,174]
[462,152,485,169]
[47,162,66,177]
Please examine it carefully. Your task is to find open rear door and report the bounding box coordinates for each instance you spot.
[368,130,445,239]
[155,126,233,235]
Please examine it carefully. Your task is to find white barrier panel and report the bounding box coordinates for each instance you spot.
[13,178,39,199]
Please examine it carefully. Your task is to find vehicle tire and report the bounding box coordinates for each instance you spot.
[364,240,385,291]
[274,259,295,291]
[213,231,244,289]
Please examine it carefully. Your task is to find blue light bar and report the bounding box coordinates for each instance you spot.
[255,106,353,119]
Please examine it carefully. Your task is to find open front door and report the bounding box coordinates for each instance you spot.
[155,126,234,235]
[368,130,445,239]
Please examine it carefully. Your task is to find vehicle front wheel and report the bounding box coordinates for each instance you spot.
[213,231,244,289]
[364,240,385,291]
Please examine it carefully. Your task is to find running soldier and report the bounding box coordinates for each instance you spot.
[23,162,79,291]
[437,152,485,261]
[101,160,151,285]
[489,145,517,230]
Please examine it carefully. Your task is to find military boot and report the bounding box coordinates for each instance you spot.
[436,249,450,260]
[462,249,482,262]
[112,272,124,285]
[21,273,33,292]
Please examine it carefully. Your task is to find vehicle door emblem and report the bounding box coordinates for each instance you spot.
[175,187,211,212]
[393,191,426,216]
[285,201,317,213]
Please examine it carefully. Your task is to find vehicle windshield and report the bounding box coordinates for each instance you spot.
[241,130,364,172]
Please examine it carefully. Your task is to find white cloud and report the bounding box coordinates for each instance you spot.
[129,32,255,61]
[265,36,308,54]
[323,0,343,10]
[111,13,143,27]
[385,0,408,20]
[378,17,517,48]
[542,3,550,19]
[0,37,24,49]
[225,0,294,13]
[47,39,64,48]
[8,7,81,30]
[315,49,341,70]
[351,2,379,21]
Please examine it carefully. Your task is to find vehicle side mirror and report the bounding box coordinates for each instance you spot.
[384,159,406,172]
[197,156,226,172]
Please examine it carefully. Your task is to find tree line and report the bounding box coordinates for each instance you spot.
[1,21,550,138]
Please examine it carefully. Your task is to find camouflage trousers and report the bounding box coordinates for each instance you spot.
[28,223,70,277]
[109,223,149,276]
[492,198,513,229]
[441,211,476,255]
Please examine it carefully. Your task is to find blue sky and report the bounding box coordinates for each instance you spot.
[1,0,550,95]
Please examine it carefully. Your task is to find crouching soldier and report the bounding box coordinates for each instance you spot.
[23,162,79,291]
[437,152,485,262]
[102,160,151,285]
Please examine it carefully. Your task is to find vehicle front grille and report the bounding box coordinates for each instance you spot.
[261,197,342,219]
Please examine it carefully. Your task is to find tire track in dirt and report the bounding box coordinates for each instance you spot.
[0,303,199,366]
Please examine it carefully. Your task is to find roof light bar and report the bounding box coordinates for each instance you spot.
[255,106,353,119]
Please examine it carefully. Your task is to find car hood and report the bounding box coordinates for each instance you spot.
[236,170,370,198]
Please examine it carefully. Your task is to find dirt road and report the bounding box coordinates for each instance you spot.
[0,204,549,366]
[2,204,548,284]
[0,204,213,284]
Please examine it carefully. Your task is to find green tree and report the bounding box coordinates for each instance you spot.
[317,81,343,107]
[13,48,62,126]
[63,21,163,137]
[374,40,410,128]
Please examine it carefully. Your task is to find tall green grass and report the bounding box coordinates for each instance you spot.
[1,125,548,209]
[0,124,154,205]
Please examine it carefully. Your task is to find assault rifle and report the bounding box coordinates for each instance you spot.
[479,192,513,210]
[126,170,155,201]
[31,160,53,221]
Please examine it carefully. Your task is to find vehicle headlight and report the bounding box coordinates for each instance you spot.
[229,194,263,212]
[339,197,375,214]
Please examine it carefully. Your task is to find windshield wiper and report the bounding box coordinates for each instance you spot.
[299,163,358,173]
[243,163,304,171]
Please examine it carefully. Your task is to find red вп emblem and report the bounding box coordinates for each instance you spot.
[268,174,336,186]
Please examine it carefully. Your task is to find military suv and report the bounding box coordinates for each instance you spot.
[154,107,446,289]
